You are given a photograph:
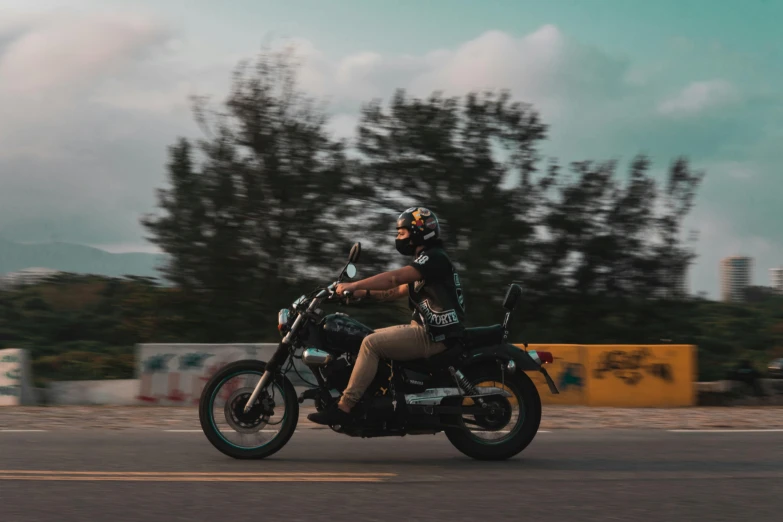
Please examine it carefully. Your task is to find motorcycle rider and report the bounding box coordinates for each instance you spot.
[307,206,467,426]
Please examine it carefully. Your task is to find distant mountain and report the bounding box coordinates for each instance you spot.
[0,238,168,280]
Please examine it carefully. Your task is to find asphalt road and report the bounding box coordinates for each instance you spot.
[1,428,781,522]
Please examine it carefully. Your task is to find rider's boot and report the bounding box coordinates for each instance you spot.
[307,401,356,426]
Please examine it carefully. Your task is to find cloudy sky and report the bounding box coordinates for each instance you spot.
[1,0,781,298]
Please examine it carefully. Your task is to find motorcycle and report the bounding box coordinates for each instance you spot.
[198,243,560,461]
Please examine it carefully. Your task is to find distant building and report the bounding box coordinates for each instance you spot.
[0,267,62,289]
[771,267,783,294]
[720,256,752,302]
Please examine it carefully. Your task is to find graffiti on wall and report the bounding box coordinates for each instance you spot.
[592,347,674,386]
[0,348,31,405]
[179,352,214,371]
[138,351,221,404]
[521,345,587,405]
[142,354,175,373]
[0,386,20,397]
[135,344,285,406]
[558,362,585,391]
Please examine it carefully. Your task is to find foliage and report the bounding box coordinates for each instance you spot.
[1,266,781,384]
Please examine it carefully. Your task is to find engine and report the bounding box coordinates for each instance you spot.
[319,355,354,391]
[298,313,375,391]
[313,354,393,397]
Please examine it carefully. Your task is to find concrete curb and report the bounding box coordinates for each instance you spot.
[3,405,783,431]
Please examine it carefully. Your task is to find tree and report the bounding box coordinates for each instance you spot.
[354,88,552,325]
[141,48,354,339]
[528,155,704,341]
[141,138,207,295]
[655,157,705,298]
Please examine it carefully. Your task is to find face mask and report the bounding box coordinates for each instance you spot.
[396,238,416,256]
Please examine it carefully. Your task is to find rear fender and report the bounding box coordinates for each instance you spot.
[461,343,560,395]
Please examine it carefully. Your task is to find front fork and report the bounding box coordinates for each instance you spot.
[242,340,292,413]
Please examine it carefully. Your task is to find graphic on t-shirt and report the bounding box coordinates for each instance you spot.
[418,299,460,326]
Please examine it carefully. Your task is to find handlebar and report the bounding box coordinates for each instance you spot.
[324,282,350,299]
[323,283,359,305]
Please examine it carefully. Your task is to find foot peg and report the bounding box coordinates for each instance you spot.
[298,388,322,404]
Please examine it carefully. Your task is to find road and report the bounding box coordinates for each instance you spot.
[1,428,781,522]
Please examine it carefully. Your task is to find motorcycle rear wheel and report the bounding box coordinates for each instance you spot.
[443,363,542,461]
[199,360,299,459]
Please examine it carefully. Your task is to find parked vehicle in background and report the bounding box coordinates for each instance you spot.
[767,358,783,379]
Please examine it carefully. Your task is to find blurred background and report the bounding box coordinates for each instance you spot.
[1,0,782,388]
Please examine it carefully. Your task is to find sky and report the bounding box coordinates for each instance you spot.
[1,0,781,298]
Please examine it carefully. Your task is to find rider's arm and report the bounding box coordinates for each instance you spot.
[358,284,407,302]
[351,266,421,293]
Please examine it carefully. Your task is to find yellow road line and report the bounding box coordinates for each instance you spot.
[0,475,389,482]
[0,470,395,476]
[0,470,397,482]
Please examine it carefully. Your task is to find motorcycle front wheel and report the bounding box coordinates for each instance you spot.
[198,359,299,459]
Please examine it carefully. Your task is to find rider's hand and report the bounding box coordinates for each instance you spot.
[335,283,358,297]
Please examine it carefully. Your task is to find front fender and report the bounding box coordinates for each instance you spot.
[462,343,560,395]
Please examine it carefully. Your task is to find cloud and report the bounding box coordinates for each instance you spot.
[0,10,173,158]
[0,9,183,247]
[704,160,757,181]
[0,12,169,95]
[289,26,632,130]
[269,26,636,160]
[657,79,740,117]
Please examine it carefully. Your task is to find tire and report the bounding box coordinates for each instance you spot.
[443,363,542,461]
[198,359,299,460]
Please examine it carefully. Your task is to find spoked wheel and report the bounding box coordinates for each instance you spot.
[443,363,541,461]
[198,360,299,459]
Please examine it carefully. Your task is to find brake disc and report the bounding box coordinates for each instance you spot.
[224,387,275,434]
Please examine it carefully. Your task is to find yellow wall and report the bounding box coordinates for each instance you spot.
[515,344,697,407]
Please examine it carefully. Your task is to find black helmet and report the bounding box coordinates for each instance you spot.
[396,207,440,255]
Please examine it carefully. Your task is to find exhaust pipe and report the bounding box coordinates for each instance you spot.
[404,386,511,405]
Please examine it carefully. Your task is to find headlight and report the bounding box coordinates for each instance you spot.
[278,308,291,335]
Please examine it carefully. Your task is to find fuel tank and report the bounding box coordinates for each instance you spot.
[321,313,374,355]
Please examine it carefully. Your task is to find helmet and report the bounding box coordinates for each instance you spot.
[396,207,440,255]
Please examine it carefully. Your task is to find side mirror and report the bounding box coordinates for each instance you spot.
[348,242,361,264]
[345,263,357,279]
[503,283,522,311]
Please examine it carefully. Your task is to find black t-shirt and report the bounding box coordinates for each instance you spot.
[407,246,466,342]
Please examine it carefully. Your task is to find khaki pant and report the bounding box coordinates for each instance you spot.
[339,321,447,408]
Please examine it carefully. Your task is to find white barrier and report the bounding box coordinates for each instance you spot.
[48,379,140,405]
[44,379,312,405]
[136,343,315,406]
[0,348,35,406]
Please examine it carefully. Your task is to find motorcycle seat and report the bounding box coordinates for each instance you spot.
[462,324,505,349]
[398,324,506,373]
